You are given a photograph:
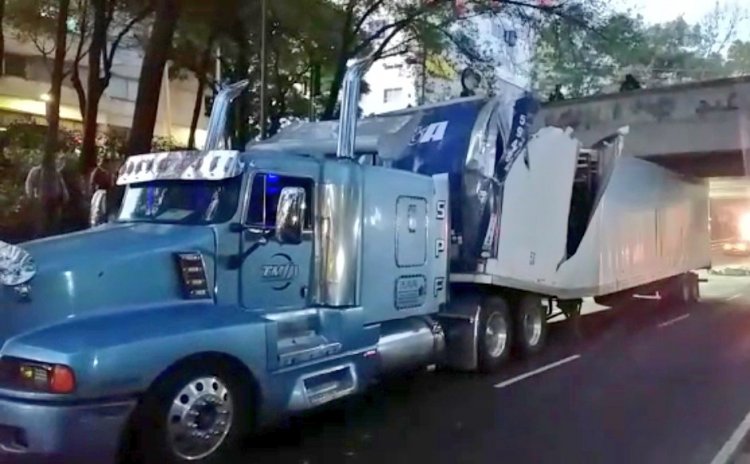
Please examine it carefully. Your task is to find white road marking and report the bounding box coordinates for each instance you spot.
[493,355,581,389]
[657,313,691,328]
[709,408,750,464]
[727,294,742,301]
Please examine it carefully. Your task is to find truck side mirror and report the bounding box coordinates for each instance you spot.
[275,187,305,245]
[90,189,108,227]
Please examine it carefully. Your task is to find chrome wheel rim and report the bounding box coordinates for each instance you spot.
[485,312,509,358]
[523,306,543,347]
[167,376,234,461]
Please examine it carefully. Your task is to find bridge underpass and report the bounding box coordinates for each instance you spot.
[538,75,750,178]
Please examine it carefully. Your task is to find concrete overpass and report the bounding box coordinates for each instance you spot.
[538,75,750,177]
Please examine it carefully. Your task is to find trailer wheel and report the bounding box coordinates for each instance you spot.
[679,275,692,304]
[689,273,700,302]
[477,295,513,373]
[513,295,548,357]
[129,361,252,464]
[660,275,691,306]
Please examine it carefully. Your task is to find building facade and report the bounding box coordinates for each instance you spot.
[0,33,208,148]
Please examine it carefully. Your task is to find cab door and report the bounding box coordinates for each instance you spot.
[239,172,314,310]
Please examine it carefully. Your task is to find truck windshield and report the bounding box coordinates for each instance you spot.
[117,176,242,225]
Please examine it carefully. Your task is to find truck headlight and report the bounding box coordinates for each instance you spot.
[0,357,76,394]
[723,243,732,251]
[739,243,748,251]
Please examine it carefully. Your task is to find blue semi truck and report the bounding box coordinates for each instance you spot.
[0,58,708,463]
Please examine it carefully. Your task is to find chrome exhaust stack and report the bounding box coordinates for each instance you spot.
[204,80,250,150]
[336,56,374,159]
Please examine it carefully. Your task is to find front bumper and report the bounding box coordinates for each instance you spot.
[0,394,136,464]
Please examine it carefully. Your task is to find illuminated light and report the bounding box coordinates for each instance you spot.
[740,212,750,241]
[739,243,748,251]
[49,365,76,394]
[8,360,75,393]
[723,243,732,251]
[39,93,52,103]
[0,95,81,122]
[19,365,34,380]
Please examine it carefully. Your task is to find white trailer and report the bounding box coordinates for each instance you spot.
[453,126,710,301]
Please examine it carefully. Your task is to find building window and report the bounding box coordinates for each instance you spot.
[504,30,518,47]
[4,54,27,78]
[384,62,405,77]
[383,87,403,104]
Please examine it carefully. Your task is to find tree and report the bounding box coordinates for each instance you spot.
[319,0,610,119]
[168,0,339,146]
[534,1,749,98]
[126,0,180,156]
[38,0,70,234]
[727,40,750,74]
[0,0,6,75]
[169,13,220,149]
[77,0,152,173]
[5,0,92,114]
[320,0,449,120]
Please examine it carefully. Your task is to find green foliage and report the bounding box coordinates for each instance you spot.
[534,3,750,99]
[728,40,750,74]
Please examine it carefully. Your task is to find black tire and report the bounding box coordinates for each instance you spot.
[513,295,548,357]
[477,294,513,373]
[128,360,253,464]
[689,273,700,302]
[660,275,690,306]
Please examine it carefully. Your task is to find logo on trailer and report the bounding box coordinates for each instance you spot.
[261,253,299,290]
[410,121,449,145]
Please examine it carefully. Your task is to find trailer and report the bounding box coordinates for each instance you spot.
[0,57,709,464]
[265,72,710,311]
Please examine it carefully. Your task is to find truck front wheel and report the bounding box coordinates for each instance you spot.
[513,295,548,357]
[477,295,513,372]
[129,362,252,464]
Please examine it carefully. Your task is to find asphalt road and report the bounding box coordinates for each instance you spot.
[231,252,750,464]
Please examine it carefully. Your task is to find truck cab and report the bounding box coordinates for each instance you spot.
[0,142,451,464]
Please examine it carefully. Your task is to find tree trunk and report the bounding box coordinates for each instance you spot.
[125,0,180,156]
[322,4,355,121]
[70,70,87,117]
[188,40,214,149]
[188,76,206,150]
[188,82,208,149]
[322,57,347,120]
[0,0,5,76]
[40,0,70,236]
[81,0,107,176]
